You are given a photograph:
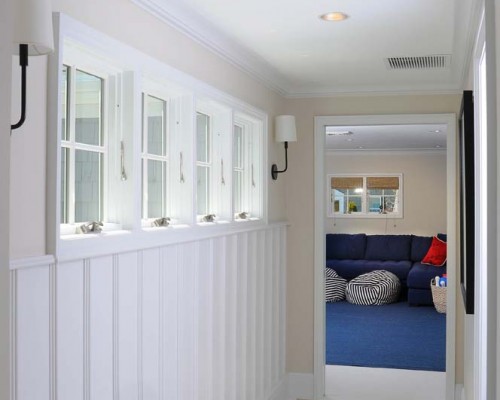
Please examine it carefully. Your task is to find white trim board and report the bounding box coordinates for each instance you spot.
[313,113,457,400]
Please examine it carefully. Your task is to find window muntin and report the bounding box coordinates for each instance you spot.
[196,112,211,216]
[142,94,168,220]
[329,174,402,217]
[61,66,105,225]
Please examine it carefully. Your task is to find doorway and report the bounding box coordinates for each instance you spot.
[313,114,457,400]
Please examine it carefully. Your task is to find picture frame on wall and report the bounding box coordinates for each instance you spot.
[459,90,475,315]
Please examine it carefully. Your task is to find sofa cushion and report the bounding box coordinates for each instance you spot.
[365,235,412,261]
[326,259,411,283]
[407,262,447,289]
[326,234,366,260]
[410,235,433,262]
[422,236,447,266]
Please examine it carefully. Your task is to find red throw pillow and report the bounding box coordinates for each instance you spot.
[422,236,447,266]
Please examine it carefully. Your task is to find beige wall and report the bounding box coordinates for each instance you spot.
[0,0,12,398]
[283,94,462,373]
[9,0,288,258]
[325,152,447,236]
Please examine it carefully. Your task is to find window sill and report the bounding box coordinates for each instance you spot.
[57,219,268,262]
[329,213,403,219]
[60,229,131,241]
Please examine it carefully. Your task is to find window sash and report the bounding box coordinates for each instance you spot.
[196,112,212,216]
[142,93,169,221]
[61,65,106,225]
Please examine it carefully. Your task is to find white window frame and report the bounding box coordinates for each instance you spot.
[327,173,403,219]
[49,13,269,259]
[232,113,263,221]
[59,56,122,235]
[141,92,169,224]
[195,100,233,223]
[195,110,213,219]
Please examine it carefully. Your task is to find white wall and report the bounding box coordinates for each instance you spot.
[0,0,12,399]
[325,151,447,236]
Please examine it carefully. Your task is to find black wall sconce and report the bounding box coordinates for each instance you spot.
[11,0,54,131]
[271,115,297,180]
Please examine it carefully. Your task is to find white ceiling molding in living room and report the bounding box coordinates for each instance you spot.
[132,0,483,97]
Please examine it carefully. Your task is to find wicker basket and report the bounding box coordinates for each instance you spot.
[431,278,447,314]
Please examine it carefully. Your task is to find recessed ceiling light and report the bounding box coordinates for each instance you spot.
[358,146,364,149]
[429,129,442,133]
[435,145,442,148]
[320,12,349,22]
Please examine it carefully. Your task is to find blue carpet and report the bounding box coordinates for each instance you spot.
[326,301,446,371]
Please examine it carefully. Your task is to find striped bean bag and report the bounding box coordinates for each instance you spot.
[325,268,347,302]
[346,270,401,305]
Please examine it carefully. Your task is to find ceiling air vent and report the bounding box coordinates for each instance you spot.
[385,55,451,70]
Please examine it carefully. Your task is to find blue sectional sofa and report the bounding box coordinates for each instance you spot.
[325,233,446,306]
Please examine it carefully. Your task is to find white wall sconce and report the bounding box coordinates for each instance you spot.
[11,0,54,131]
[271,115,297,180]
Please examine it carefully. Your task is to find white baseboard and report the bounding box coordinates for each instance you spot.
[455,384,465,400]
[287,373,314,400]
[267,377,289,400]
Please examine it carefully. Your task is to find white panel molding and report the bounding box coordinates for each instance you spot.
[49,264,56,400]
[12,225,287,400]
[83,259,90,400]
[112,255,120,400]
[10,270,17,400]
[161,245,178,400]
[89,256,113,400]
[137,251,144,400]
[158,247,165,400]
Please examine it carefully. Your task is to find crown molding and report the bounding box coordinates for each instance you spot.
[325,149,447,156]
[285,87,462,99]
[131,0,293,96]
[131,0,471,98]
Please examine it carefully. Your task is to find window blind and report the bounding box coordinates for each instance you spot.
[331,177,363,189]
[366,176,399,190]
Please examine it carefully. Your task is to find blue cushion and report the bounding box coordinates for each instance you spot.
[411,235,433,262]
[365,235,412,261]
[326,259,411,283]
[326,234,366,260]
[437,233,447,242]
[407,262,447,289]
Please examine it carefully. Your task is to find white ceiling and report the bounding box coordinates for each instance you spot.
[324,124,448,151]
[133,0,481,96]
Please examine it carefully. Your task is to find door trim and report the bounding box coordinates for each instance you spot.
[313,113,457,399]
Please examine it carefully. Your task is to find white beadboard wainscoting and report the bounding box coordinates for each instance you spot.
[10,223,289,400]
